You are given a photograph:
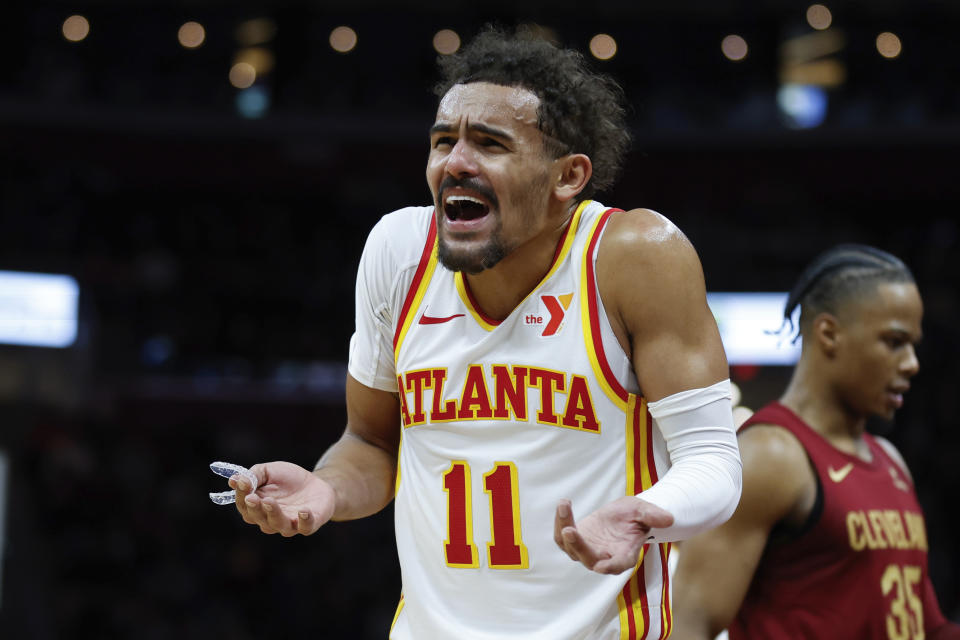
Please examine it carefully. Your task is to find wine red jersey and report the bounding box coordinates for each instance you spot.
[729,402,947,639]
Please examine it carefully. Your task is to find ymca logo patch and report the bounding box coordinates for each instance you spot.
[524,293,574,337]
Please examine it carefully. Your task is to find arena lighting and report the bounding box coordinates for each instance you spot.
[876,32,902,59]
[62,15,90,42]
[0,270,79,348]
[433,29,460,55]
[229,62,256,89]
[235,18,277,46]
[721,34,748,61]
[706,292,801,365]
[589,34,617,60]
[236,85,270,118]
[806,4,833,31]
[777,83,828,128]
[780,29,846,66]
[330,26,358,53]
[234,47,275,75]
[178,21,205,49]
[779,58,845,87]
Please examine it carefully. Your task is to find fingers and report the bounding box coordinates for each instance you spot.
[560,525,604,570]
[553,499,575,549]
[231,475,289,534]
[296,509,319,535]
[226,462,328,537]
[237,495,303,536]
[231,473,256,522]
[554,500,584,563]
[261,497,300,537]
[592,556,637,575]
[555,500,606,569]
[633,498,675,530]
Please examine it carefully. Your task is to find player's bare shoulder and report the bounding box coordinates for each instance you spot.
[594,207,708,337]
[737,423,816,524]
[598,208,700,277]
[740,424,810,474]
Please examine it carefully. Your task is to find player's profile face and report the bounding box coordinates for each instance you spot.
[835,281,923,420]
[426,82,558,273]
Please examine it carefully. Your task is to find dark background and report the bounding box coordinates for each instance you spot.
[1,1,958,637]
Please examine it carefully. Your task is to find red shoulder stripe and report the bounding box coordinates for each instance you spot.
[585,208,630,402]
[393,213,437,350]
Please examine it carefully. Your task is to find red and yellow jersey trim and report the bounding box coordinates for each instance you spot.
[626,395,657,495]
[618,395,660,638]
[394,214,439,362]
[598,213,665,638]
[658,543,673,638]
[580,207,630,410]
[616,542,672,640]
[454,200,590,331]
[455,274,501,330]
[394,431,403,497]
[618,545,651,639]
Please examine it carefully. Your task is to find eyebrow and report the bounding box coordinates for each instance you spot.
[429,122,515,142]
[885,327,924,343]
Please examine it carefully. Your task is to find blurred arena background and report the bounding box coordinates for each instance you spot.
[1,0,958,637]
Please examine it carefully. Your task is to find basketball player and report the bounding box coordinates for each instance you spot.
[672,245,960,639]
[225,27,742,638]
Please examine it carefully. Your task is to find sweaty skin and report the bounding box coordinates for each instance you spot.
[231,81,733,581]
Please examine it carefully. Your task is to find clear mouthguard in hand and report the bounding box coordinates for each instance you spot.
[208,461,259,505]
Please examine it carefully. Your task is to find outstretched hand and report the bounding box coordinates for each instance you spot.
[230,461,337,537]
[554,496,674,574]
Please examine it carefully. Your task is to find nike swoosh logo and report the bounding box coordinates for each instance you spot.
[418,312,465,325]
[828,462,855,483]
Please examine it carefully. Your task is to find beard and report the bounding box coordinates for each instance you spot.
[433,171,550,274]
[436,217,508,274]
[437,237,508,274]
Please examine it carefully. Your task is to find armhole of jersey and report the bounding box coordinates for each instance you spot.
[392,214,438,360]
[769,459,824,543]
[581,209,660,503]
[743,420,825,544]
[580,207,631,409]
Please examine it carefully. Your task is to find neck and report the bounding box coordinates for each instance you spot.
[464,202,576,320]
[780,355,871,459]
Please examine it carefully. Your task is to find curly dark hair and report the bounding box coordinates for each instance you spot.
[784,243,915,338]
[434,25,630,199]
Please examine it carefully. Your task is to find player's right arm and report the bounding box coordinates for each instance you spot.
[313,375,401,521]
[231,208,428,537]
[671,424,814,639]
[231,377,400,535]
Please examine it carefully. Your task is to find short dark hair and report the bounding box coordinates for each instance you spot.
[784,243,915,336]
[434,25,630,199]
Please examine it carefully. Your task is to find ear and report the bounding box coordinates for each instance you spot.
[811,312,841,357]
[553,154,593,202]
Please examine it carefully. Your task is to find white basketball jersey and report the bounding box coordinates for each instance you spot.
[349,200,672,640]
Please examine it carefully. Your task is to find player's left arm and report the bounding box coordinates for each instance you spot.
[555,209,741,572]
[876,437,960,636]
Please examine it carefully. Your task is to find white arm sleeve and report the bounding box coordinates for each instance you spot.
[638,379,742,542]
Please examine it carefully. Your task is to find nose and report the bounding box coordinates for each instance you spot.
[900,344,920,378]
[444,138,479,179]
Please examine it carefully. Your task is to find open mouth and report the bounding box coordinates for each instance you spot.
[886,384,909,408]
[443,194,491,222]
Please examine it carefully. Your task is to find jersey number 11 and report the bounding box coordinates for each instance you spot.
[443,461,530,570]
